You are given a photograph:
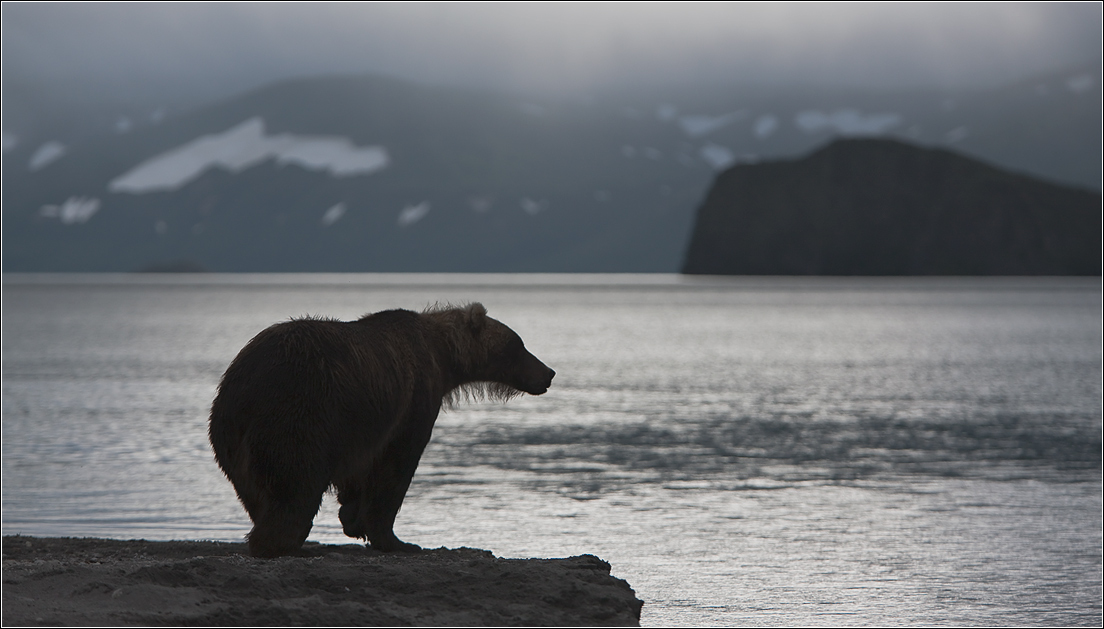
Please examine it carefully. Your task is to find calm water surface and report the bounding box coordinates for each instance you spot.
[3,274,1101,626]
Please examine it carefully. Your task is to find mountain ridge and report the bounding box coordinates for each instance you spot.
[3,70,1099,272]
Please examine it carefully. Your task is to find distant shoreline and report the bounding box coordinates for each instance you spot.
[1,536,643,626]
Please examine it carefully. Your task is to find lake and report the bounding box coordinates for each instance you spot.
[3,274,1101,626]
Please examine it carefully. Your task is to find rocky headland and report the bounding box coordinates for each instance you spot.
[683,138,1101,275]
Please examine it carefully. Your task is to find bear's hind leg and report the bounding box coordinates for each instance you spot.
[246,484,327,558]
[336,483,369,540]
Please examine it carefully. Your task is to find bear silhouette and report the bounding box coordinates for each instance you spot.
[208,303,555,557]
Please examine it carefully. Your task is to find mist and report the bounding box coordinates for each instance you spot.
[3,3,1100,105]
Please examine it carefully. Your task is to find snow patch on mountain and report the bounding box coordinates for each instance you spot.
[678,111,745,138]
[321,202,347,226]
[795,109,901,136]
[521,197,549,215]
[699,143,736,170]
[109,118,390,194]
[754,115,779,139]
[946,126,969,143]
[39,197,100,224]
[468,195,494,213]
[29,141,67,171]
[397,202,430,227]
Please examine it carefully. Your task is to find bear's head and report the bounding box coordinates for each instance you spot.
[432,303,555,399]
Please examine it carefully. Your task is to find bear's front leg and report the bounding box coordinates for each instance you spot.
[363,458,424,552]
[359,418,435,552]
[336,465,421,552]
[367,526,422,553]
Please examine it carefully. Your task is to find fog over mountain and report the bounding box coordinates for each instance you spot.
[4,4,1100,104]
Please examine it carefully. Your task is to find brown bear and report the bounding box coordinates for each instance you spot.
[208,303,554,558]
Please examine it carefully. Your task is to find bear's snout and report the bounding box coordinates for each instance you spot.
[527,368,554,395]
[535,367,556,394]
[518,352,555,395]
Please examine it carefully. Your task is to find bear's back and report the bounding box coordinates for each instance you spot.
[225,317,354,386]
[212,310,438,428]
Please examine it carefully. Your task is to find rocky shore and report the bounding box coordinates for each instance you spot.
[2,536,643,626]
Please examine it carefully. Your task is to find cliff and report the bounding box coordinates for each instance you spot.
[682,139,1101,275]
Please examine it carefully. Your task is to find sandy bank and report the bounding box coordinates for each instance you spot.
[2,536,642,626]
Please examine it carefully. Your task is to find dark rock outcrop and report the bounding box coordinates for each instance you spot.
[682,139,1101,275]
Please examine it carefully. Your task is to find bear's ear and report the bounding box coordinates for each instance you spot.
[465,302,487,334]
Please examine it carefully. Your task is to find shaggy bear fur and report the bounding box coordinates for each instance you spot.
[208,303,555,558]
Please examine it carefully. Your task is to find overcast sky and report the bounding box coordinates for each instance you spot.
[3,3,1101,100]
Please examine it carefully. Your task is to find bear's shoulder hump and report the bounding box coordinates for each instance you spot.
[356,308,421,326]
